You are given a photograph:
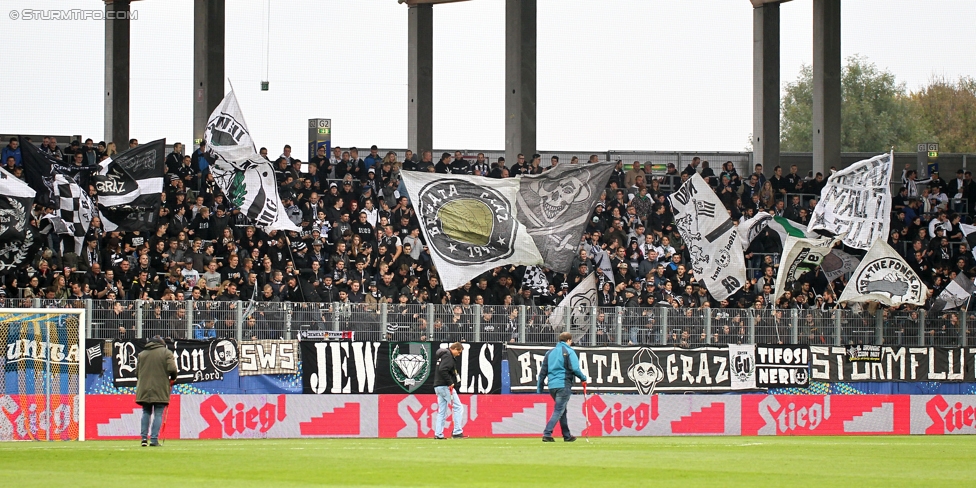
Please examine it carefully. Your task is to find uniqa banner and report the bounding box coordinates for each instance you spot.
[300,341,503,395]
[507,345,739,394]
[112,338,239,387]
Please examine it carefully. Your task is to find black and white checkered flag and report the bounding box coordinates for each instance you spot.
[55,174,95,253]
[523,265,551,295]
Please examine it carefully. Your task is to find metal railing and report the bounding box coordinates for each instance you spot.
[7,298,970,347]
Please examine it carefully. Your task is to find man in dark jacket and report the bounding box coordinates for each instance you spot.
[537,332,588,442]
[433,342,467,439]
[135,336,178,447]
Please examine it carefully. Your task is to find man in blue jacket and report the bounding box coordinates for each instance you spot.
[537,332,589,442]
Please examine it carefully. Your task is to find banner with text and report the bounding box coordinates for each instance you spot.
[809,346,975,382]
[238,340,299,376]
[112,338,240,387]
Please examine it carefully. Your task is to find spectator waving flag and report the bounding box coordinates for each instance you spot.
[738,211,813,251]
[94,139,165,232]
[20,136,96,209]
[204,88,299,232]
[522,265,551,295]
[810,151,893,250]
[549,272,598,339]
[838,238,927,307]
[669,173,745,301]
[590,245,615,285]
[931,273,975,313]
[0,167,40,273]
[960,223,976,261]
[400,170,543,290]
[516,162,615,273]
[771,234,842,304]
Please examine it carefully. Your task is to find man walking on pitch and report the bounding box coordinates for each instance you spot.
[433,342,468,439]
[136,336,177,447]
[537,332,589,442]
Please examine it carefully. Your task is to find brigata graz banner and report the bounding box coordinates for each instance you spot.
[300,341,502,395]
[507,345,736,394]
[113,338,239,387]
[810,346,976,382]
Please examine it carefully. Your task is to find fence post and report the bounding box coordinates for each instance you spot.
[473,304,482,342]
[426,304,435,339]
[518,305,526,343]
[186,301,194,339]
[918,309,926,346]
[834,310,842,346]
[84,299,92,339]
[791,308,799,344]
[379,302,388,339]
[331,302,340,332]
[747,312,755,345]
[135,300,143,338]
[704,309,712,345]
[875,310,884,345]
[235,301,243,342]
[660,308,669,344]
[962,313,969,347]
[609,307,618,345]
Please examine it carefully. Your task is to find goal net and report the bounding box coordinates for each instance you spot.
[0,308,85,441]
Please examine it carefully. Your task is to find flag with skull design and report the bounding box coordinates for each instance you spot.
[516,162,616,274]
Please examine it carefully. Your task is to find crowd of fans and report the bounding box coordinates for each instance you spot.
[2,135,974,347]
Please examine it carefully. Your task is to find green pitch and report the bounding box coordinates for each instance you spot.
[1,437,973,487]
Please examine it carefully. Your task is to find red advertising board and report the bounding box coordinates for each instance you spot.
[740,395,910,436]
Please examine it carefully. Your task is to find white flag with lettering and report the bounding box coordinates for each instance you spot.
[810,152,892,250]
[838,238,927,307]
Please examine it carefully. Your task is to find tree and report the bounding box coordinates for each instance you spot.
[909,77,976,153]
[780,56,922,153]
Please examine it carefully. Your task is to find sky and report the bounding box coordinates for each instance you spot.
[1,0,974,154]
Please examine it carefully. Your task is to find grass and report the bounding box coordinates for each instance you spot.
[0,436,973,487]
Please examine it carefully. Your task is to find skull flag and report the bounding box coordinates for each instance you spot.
[516,163,616,274]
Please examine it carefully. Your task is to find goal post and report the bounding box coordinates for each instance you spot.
[0,308,86,441]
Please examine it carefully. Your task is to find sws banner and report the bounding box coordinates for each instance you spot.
[810,346,976,382]
[507,345,736,394]
[113,338,239,387]
[300,341,502,395]
[238,340,299,376]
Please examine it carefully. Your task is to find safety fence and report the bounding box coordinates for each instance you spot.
[7,298,970,347]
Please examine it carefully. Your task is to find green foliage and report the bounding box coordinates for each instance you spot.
[780,56,973,153]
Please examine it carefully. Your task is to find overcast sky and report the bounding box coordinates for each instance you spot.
[2,0,974,154]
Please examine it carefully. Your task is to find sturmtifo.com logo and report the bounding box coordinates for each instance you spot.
[9,9,139,21]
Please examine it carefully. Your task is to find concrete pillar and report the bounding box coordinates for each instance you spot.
[505,0,536,166]
[193,0,226,146]
[104,0,130,146]
[407,5,433,155]
[752,3,780,171]
[813,0,841,176]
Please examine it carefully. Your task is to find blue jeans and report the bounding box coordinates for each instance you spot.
[544,387,573,438]
[140,403,166,442]
[434,386,464,437]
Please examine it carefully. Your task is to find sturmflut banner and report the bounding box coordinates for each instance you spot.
[668,174,745,301]
[300,341,503,395]
[809,346,976,382]
[810,151,893,250]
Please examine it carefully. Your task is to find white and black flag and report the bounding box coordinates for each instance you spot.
[56,174,95,253]
[668,173,746,301]
[810,152,893,250]
[932,273,975,313]
[95,139,165,232]
[549,272,598,338]
[771,234,841,304]
[838,238,927,307]
[0,167,39,273]
[400,171,543,290]
[516,163,615,273]
[205,88,299,232]
[960,223,976,261]
[522,265,551,295]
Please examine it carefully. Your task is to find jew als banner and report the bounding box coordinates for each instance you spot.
[238,340,299,376]
[668,173,745,300]
[204,89,299,232]
[755,345,809,388]
[300,341,503,395]
[809,151,893,250]
[400,171,543,290]
[507,344,736,394]
[809,346,976,382]
[113,338,240,387]
[838,238,927,307]
[516,162,615,273]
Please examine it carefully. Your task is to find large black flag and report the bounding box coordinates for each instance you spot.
[94,139,165,232]
[20,137,95,209]
[0,167,40,273]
